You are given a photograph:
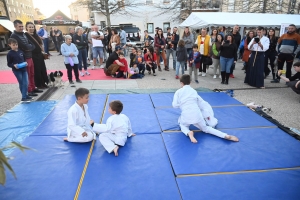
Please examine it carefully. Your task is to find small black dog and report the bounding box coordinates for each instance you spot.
[48,71,63,87]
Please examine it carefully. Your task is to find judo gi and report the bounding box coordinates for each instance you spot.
[67,102,96,142]
[172,85,227,138]
[93,114,133,153]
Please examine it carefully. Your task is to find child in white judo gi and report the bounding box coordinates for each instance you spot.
[93,100,136,156]
[64,88,96,142]
[172,74,239,143]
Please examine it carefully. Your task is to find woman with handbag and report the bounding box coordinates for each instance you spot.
[212,34,223,79]
[154,28,167,71]
[25,22,49,89]
[74,27,89,77]
[109,29,120,52]
[219,34,237,84]
[144,46,157,76]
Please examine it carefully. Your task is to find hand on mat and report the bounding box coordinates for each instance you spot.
[225,135,239,142]
[82,132,88,137]
[131,133,136,137]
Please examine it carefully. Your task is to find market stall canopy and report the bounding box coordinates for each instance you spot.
[179,12,300,29]
[34,10,79,26]
[0,16,15,32]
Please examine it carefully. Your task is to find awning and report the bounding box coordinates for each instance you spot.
[0,19,15,32]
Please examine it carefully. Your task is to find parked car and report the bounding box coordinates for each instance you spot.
[102,26,141,41]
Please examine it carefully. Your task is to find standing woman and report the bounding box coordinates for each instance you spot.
[212,34,223,79]
[265,28,278,80]
[219,34,237,84]
[246,26,269,88]
[73,27,89,77]
[144,46,157,76]
[61,35,82,84]
[154,28,167,71]
[83,28,90,58]
[210,28,218,43]
[109,29,120,52]
[243,30,255,81]
[106,27,112,56]
[25,22,49,89]
[182,27,194,71]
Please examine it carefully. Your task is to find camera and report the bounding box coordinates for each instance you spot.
[254,37,260,43]
[224,40,229,43]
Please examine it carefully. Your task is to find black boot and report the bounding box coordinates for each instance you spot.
[272,73,275,80]
[225,73,230,85]
[221,71,225,84]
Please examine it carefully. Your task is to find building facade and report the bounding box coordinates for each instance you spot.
[34,8,45,20]
[69,1,91,24]
[5,0,35,22]
[0,0,8,17]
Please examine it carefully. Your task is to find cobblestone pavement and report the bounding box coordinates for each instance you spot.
[0,50,299,130]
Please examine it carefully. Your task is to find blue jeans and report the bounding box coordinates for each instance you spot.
[93,47,104,59]
[78,48,88,70]
[13,70,28,99]
[166,49,176,69]
[121,43,126,56]
[43,38,49,54]
[176,61,185,76]
[220,56,234,73]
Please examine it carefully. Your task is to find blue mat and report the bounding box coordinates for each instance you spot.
[0,136,92,200]
[0,101,57,155]
[155,106,275,131]
[162,128,300,175]
[79,134,181,200]
[150,92,242,108]
[32,94,107,136]
[177,169,300,200]
[102,94,161,134]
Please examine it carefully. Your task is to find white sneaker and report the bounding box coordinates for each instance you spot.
[85,71,90,75]
[198,72,202,76]
[100,64,105,69]
[80,71,84,77]
[160,61,164,65]
[92,66,95,70]
[202,72,206,77]
[213,75,217,79]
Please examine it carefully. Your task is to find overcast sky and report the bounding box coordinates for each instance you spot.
[32,0,75,18]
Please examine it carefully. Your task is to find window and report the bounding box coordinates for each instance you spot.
[147,23,154,33]
[276,0,282,11]
[146,0,153,5]
[227,0,235,12]
[163,22,170,32]
[100,21,106,28]
[242,0,249,12]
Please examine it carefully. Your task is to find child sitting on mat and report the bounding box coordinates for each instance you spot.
[65,88,97,142]
[93,100,136,156]
[172,74,239,143]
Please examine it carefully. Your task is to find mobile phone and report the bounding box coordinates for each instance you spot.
[254,37,260,43]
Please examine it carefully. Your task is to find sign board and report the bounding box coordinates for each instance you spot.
[280,23,290,36]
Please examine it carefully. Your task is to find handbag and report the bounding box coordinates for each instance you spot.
[202,56,213,65]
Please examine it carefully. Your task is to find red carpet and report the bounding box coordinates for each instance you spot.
[0,69,115,84]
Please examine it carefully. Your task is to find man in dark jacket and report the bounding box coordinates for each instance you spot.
[166,27,179,71]
[229,25,241,78]
[10,20,42,96]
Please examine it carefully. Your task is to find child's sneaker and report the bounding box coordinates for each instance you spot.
[195,80,199,84]
[175,75,179,79]
[80,71,84,77]
[85,71,90,75]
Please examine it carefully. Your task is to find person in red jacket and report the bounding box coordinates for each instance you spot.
[154,28,167,71]
[144,46,157,76]
[115,52,128,78]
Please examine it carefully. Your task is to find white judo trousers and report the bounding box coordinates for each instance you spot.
[172,85,227,138]
[67,103,96,143]
[93,114,133,153]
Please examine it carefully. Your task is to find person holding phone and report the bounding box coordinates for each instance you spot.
[245,26,269,88]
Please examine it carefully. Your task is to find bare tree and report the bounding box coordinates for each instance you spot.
[155,0,221,22]
[221,0,294,14]
[75,0,142,27]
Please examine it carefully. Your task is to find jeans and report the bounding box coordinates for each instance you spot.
[176,61,185,76]
[93,47,104,59]
[121,43,126,56]
[130,74,143,79]
[212,58,221,75]
[166,49,176,69]
[185,48,193,69]
[220,56,234,73]
[189,63,198,81]
[78,48,88,70]
[43,38,49,54]
[138,64,145,75]
[13,70,28,99]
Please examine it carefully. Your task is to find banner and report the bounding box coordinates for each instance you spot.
[280,23,290,36]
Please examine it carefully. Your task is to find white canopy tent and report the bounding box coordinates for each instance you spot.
[179,12,300,35]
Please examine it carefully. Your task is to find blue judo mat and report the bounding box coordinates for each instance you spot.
[32,94,107,136]
[79,134,181,200]
[102,94,161,134]
[155,106,275,131]
[0,136,92,200]
[162,128,300,175]
[0,101,57,155]
[176,169,300,200]
[150,92,243,108]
